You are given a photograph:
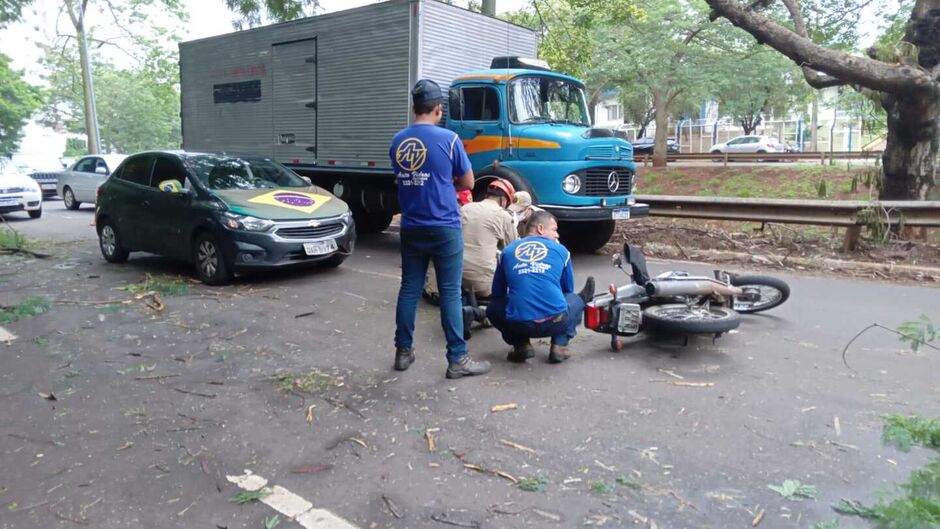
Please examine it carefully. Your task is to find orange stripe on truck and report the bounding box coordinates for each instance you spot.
[453,74,514,82]
[462,136,561,155]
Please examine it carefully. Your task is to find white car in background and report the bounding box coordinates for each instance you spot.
[56,154,127,210]
[0,157,43,219]
[709,135,787,155]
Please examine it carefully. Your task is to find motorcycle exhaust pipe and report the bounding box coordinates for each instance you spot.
[651,279,743,298]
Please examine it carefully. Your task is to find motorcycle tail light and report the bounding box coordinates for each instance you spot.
[584,304,608,329]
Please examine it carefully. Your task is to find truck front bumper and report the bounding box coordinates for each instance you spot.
[541,203,649,222]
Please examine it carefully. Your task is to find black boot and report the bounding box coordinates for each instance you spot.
[578,276,596,304]
[393,347,415,371]
[507,341,535,363]
[446,355,491,379]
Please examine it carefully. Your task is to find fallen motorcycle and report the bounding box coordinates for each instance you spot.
[584,244,790,350]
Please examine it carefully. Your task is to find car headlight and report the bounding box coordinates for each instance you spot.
[223,212,274,232]
[562,174,581,194]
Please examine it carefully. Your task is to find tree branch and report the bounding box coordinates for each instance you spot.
[705,0,938,95]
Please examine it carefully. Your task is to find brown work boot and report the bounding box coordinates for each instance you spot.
[445,355,491,379]
[548,344,571,364]
[393,347,415,371]
[507,341,535,363]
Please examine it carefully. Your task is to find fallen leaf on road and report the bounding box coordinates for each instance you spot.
[425,428,438,452]
[532,509,561,522]
[751,509,765,527]
[306,405,315,423]
[491,403,518,413]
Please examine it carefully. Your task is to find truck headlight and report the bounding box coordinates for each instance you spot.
[562,174,581,194]
[223,212,274,232]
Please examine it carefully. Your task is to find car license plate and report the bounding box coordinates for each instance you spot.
[0,198,16,206]
[41,184,55,190]
[612,208,631,220]
[303,239,337,256]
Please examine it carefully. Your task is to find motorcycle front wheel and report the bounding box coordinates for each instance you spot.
[642,304,740,334]
[730,275,790,314]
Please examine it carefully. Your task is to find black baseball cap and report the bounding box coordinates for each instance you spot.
[412,79,443,106]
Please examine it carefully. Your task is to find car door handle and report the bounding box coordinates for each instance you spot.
[474,128,484,134]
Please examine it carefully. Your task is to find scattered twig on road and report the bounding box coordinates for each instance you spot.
[430,513,481,528]
[294,310,316,319]
[134,374,178,381]
[382,494,403,519]
[841,323,940,371]
[290,464,333,475]
[322,396,367,419]
[173,387,217,399]
[498,439,538,454]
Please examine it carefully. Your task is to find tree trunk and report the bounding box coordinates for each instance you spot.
[879,90,939,200]
[65,0,100,154]
[652,90,668,167]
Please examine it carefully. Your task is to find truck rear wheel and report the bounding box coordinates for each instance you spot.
[558,220,616,253]
[353,210,393,234]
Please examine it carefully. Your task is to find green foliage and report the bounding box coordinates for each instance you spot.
[224,0,320,28]
[263,514,281,529]
[589,480,611,494]
[615,476,643,491]
[116,275,188,297]
[0,226,31,251]
[768,479,817,500]
[833,498,881,519]
[64,138,86,158]
[816,179,828,198]
[833,460,940,529]
[896,316,938,354]
[0,0,32,28]
[273,369,343,394]
[813,521,841,529]
[516,476,547,492]
[0,296,50,324]
[229,488,271,504]
[883,415,940,452]
[0,53,43,154]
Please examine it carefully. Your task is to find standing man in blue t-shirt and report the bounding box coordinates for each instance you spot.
[389,79,491,379]
[486,211,595,363]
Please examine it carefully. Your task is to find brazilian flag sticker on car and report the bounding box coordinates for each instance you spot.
[248,190,333,214]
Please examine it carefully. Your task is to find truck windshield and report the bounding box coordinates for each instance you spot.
[186,155,308,190]
[508,76,591,126]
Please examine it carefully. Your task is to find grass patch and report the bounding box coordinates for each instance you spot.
[768,479,817,500]
[117,274,189,297]
[516,477,546,492]
[0,227,32,250]
[590,481,612,494]
[883,415,940,452]
[615,476,643,491]
[273,369,344,394]
[0,296,50,324]
[229,488,271,505]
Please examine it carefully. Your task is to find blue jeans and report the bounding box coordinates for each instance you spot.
[485,293,585,347]
[395,227,467,363]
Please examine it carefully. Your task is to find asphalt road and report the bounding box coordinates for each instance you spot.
[1,200,938,529]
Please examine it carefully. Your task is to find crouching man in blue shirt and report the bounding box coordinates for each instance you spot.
[485,211,595,363]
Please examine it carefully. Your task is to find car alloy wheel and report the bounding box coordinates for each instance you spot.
[101,225,117,256]
[64,188,75,209]
[197,239,219,278]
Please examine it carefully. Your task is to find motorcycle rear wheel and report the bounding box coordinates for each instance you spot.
[730,275,790,314]
[642,304,740,334]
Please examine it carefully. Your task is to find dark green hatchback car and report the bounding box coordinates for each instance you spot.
[95,151,356,284]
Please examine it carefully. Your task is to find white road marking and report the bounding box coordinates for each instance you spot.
[227,470,359,529]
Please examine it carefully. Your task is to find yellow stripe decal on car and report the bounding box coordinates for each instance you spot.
[248,190,333,214]
[462,136,561,155]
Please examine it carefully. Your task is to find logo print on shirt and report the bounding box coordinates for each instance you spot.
[514,241,549,263]
[396,137,427,172]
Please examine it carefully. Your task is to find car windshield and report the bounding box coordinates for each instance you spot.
[185,155,307,191]
[508,76,591,126]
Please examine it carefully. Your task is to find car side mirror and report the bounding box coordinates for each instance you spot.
[301,176,312,186]
[95,166,108,175]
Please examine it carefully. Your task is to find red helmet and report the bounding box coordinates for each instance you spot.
[487,178,516,204]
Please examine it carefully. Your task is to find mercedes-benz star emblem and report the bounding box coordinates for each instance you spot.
[607,171,620,193]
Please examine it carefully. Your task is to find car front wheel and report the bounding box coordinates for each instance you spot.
[98,220,129,263]
[28,206,42,219]
[193,232,233,285]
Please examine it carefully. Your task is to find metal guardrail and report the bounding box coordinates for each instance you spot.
[635,194,940,251]
[638,151,883,167]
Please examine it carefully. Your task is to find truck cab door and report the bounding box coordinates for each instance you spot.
[448,84,503,169]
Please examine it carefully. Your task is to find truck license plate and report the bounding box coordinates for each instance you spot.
[303,239,337,256]
[612,208,631,220]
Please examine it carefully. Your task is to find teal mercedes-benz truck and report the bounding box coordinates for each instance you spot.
[180,0,646,252]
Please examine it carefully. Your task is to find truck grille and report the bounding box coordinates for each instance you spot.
[584,167,633,196]
[587,146,616,159]
[275,223,344,240]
